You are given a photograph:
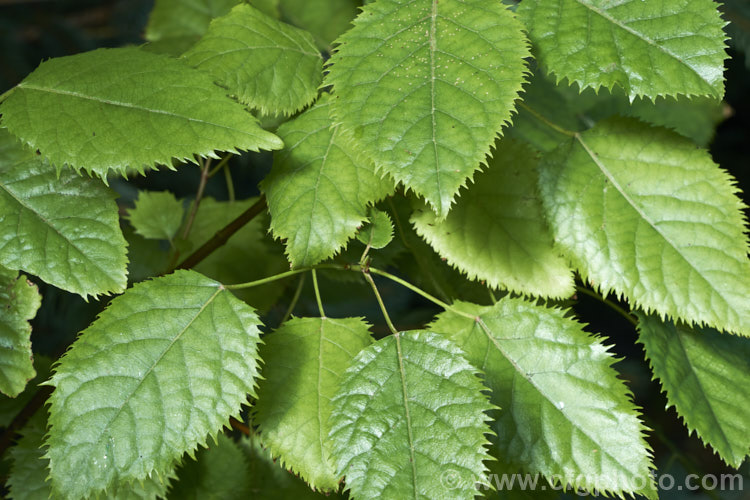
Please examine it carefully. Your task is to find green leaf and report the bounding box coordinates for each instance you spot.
[145,0,240,41]
[329,330,493,499]
[430,299,657,499]
[412,140,574,299]
[0,47,283,178]
[254,317,373,491]
[0,355,51,427]
[357,209,394,250]
[45,270,263,500]
[240,436,341,499]
[279,0,358,50]
[517,0,728,100]
[183,4,323,115]
[186,197,288,311]
[127,191,185,242]
[326,0,529,218]
[0,129,128,298]
[168,434,251,499]
[637,313,750,467]
[262,95,394,267]
[8,411,173,500]
[537,117,750,335]
[7,412,48,500]
[0,266,40,397]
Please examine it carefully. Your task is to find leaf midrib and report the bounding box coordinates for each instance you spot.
[574,134,731,312]
[574,0,716,93]
[17,84,262,137]
[475,316,645,480]
[670,326,735,459]
[95,286,224,455]
[394,333,419,498]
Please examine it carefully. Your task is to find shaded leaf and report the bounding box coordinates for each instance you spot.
[183,4,323,115]
[0,129,128,297]
[0,266,40,397]
[168,434,251,499]
[430,299,657,499]
[186,197,288,311]
[241,436,342,499]
[518,0,727,99]
[329,330,493,499]
[0,47,282,178]
[254,316,373,491]
[263,95,394,267]
[637,313,750,467]
[412,140,574,299]
[45,270,263,499]
[145,0,240,41]
[537,118,750,335]
[326,0,529,218]
[127,191,185,242]
[279,0,358,50]
[7,412,48,500]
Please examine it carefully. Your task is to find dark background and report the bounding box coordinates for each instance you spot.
[0,1,748,499]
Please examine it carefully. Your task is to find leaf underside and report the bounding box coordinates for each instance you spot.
[183,3,323,115]
[0,47,282,178]
[518,0,727,100]
[637,313,750,467]
[0,266,40,397]
[262,95,394,267]
[326,0,530,218]
[537,117,750,335]
[412,139,574,298]
[430,299,657,499]
[254,317,373,491]
[329,330,493,499]
[0,129,128,297]
[45,270,263,500]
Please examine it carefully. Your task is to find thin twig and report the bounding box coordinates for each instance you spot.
[311,269,326,317]
[279,274,306,326]
[575,285,638,327]
[362,267,398,334]
[175,196,268,270]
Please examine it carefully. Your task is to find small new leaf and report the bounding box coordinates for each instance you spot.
[356,209,394,250]
[0,47,282,178]
[412,140,574,299]
[517,0,727,100]
[430,300,657,499]
[637,313,750,467]
[254,317,373,491]
[263,95,394,267]
[45,270,263,500]
[329,330,493,499]
[326,0,530,218]
[0,129,128,297]
[127,191,184,241]
[183,4,323,115]
[0,266,40,397]
[538,118,750,335]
